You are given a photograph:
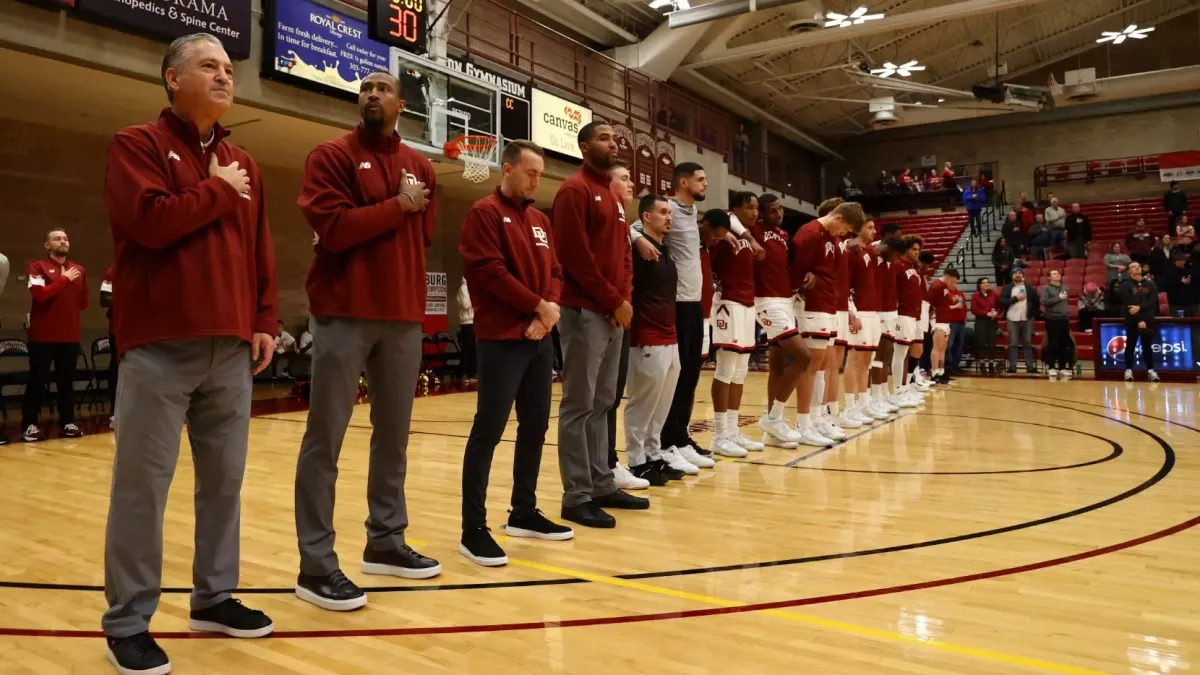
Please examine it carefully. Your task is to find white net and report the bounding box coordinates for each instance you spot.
[455,136,496,183]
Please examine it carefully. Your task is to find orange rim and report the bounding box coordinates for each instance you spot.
[449,134,497,154]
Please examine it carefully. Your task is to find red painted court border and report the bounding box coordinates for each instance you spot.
[3,514,1197,640]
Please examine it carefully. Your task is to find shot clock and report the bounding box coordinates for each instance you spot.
[368,0,428,55]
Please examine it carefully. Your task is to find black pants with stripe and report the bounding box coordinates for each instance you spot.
[661,301,703,450]
[22,341,77,429]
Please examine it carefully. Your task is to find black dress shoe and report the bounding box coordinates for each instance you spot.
[188,598,274,638]
[362,544,442,579]
[295,569,367,612]
[561,502,616,528]
[594,489,650,510]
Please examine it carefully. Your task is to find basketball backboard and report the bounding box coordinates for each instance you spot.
[388,47,502,169]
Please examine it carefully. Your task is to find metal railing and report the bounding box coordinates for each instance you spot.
[1034,154,1161,200]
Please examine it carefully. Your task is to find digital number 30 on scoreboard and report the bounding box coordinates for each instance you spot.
[368,0,429,55]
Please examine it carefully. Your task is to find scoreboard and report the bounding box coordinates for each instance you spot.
[368,0,428,55]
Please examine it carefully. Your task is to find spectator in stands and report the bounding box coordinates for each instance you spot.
[1077,282,1106,333]
[1064,203,1091,259]
[733,125,749,174]
[898,167,915,192]
[972,278,1001,374]
[962,180,986,237]
[273,320,296,379]
[924,168,940,191]
[978,173,993,195]
[992,237,1014,286]
[1043,197,1067,253]
[1175,214,1194,253]
[457,277,476,381]
[941,162,956,188]
[1164,181,1188,235]
[1104,242,1131,284]
[1040,270,1073,380]
[1126,217,1155,266]
[1029,213,1050,260]
[1117,262,1160,382]
[1000,268,1039,374]
[1018,194,1036,231]
[1149,234,1173,282]
[878,170,894,193]
[1001,210,1025,257]
[1165,251,1195,318]
[841,172,862,198]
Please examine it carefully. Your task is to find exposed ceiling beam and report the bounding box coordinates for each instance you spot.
[683,0,1060,69]
[512,0,639,45]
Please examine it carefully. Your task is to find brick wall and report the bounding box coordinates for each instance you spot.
[832,104,1200,206]
[0,118,476,342]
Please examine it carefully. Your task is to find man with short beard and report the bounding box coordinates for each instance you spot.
[553,121,644,528]
[294,69,440,612]
[101,33,279,673]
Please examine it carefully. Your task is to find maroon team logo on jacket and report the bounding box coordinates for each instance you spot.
[531,225,550,249]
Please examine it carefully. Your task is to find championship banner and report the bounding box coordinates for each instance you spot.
[634,132,656,195]
[655,139,676,197]
[1158,151,1200,182]
[423,271,448,333]
[612,123,635,172]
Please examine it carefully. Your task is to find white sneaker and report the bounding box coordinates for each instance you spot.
[758,414,803,443]
[880,397,900,413]
[676,444,715,468]
[836,412,863,429]
[613,462,650,490]
[1124,369,1134,382]
[890,394,918,409]
[1048,369,1057,380]
[734,432,765,452]
[799,425,836,447]
[1059,369,1072,380]
[761,431,799,449]
[849,407,875,426]
[816,417,846,441]
[865,401,892,420]
[663,447,700,475]
[712,437,749,458]
[901,390,925,407]
[1149,369,1161,383]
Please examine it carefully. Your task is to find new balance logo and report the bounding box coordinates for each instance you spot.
[240,192,252,200]
[503,217,512,223]
[167,151,181,161]
[358,162,372,170]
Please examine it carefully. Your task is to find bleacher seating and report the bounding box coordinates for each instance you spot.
[877,211,970,270]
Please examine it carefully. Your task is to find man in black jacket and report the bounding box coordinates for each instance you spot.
[999,269,1041,373]
[1165,252,1195,318]
[1164,181,1188,235]
[1117,261,1161,382]
[1064,203,1092,259]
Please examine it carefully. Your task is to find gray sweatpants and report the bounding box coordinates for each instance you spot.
[624,344,680,467]
[558,307,623,507]
[295,317,422,576]
[102,337,252,638]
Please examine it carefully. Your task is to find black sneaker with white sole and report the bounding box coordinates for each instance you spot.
[106,632,170,675]
[22,425,41,443]
[685,436,712,457]
[295,569,367,611]
[506,509,575,541]
[651,458,684,481]
[61,423,83,438]
[593,489,650,510]
[362,544,442,579]
[188,598,274,638]
[629,462,668,486]
[459,527,507,566]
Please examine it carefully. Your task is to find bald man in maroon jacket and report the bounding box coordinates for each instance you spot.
[293,70,440,613]
[100,34,278,674]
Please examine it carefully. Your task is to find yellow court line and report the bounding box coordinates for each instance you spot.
[502,554,1113,675]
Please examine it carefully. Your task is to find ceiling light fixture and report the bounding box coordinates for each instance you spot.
[870,60,925,78]
[1097,24,1154,45]
[825,6,884,28]
[649,0,689,10]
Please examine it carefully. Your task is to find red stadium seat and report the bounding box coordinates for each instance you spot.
[1064,259,1085,269]
[1045,259,1065,270]
[1068,304,1080,318]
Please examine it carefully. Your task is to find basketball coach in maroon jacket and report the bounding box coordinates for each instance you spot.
[100,34,278,674]
[294,70,441,613]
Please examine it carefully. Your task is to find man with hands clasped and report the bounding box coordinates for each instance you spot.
[1118,262,1161,382]
[457,140,574,567]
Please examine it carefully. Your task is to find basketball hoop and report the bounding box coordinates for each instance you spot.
[444,134,496,184]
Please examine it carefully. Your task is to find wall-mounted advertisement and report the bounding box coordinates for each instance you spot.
[77,0,251,59]
[263,0,388,98]
[531,88,591,160]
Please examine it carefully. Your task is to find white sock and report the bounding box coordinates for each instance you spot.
[727,410,740,436]
[933,368,944,377]
[769,400,786,419]
[797,413,810,430]
[828,401,840,416]
[890,350,908,395]
[861,392,872,408]
[714,413,726,439]
[812,372,826,413]
[845,394,856,410]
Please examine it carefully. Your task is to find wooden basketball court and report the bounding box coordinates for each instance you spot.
[1,373,1196,674]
